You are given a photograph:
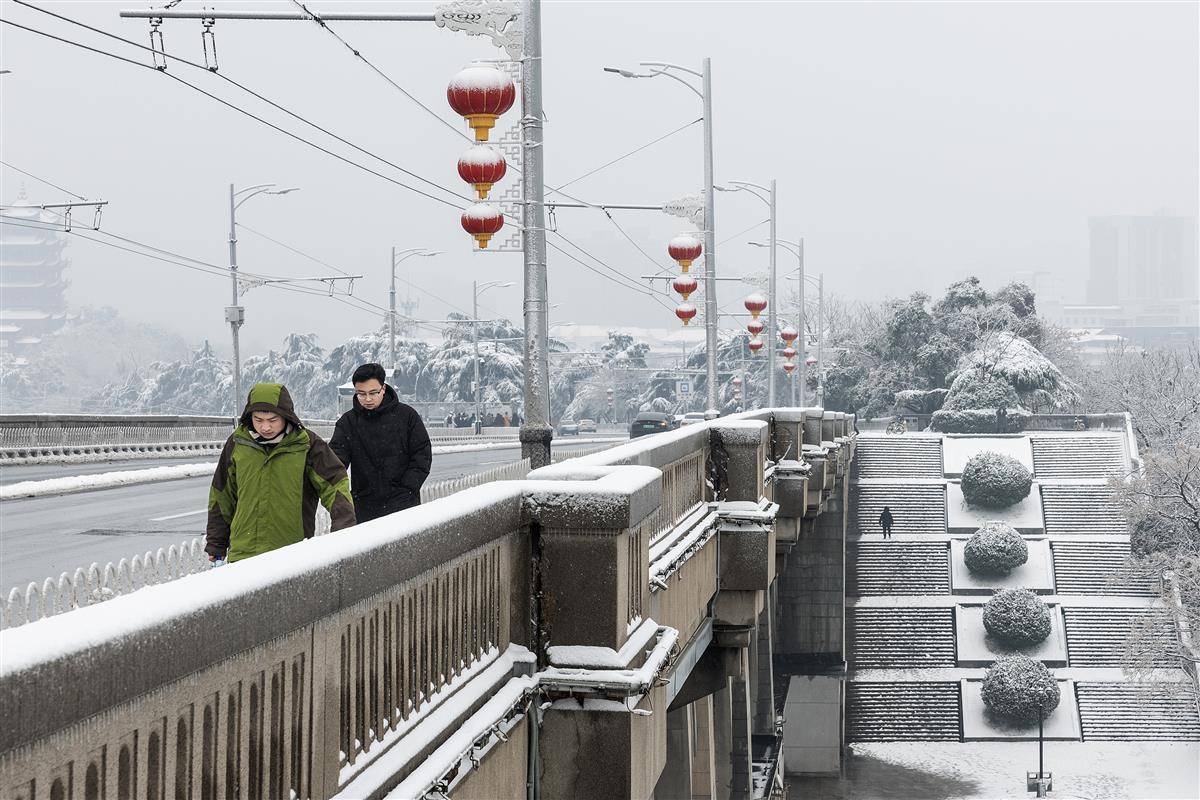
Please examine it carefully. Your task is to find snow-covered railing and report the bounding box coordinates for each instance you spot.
[1,460,532,631]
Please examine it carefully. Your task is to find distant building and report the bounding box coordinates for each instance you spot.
[0,189,70,353]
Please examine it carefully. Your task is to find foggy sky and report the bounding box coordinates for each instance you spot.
[2,1,1197,356]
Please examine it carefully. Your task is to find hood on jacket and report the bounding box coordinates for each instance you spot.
[239,382,303,429]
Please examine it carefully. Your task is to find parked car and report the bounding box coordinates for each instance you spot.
[558,419,580,436]
[578,418,597,433]
[630,411,673,438]
[679,412,707,426]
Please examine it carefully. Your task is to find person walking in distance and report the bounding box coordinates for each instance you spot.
[331,363,433,523]
[879,506,895,539]
[206,383,355,564]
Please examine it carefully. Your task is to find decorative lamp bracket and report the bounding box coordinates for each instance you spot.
[662,192,706,230]
[435,1,523,59]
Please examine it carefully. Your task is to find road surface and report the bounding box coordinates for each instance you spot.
[0,440,620,593]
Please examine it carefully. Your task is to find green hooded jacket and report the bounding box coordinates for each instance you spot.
[205,383,355,562]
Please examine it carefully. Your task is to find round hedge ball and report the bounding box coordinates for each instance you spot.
[961,451,1033,508]
[964,522,1028,576]
[981,654,1061,724]
[983,587,1051,647]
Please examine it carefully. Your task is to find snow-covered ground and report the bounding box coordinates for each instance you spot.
[789,738,1198,798]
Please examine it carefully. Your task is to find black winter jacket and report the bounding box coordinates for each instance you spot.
[330,385,432,520]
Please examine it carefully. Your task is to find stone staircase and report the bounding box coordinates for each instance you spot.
[1062,607,1178,667]
[846,682,961,741]
[849,484,947,536]
[1051,541,1158,596]
[853,436,944,480]
[1031,435,1129,480]
[1076,683,1200,740]
[1041,485,1127,536]
[847,607,957,669]
[848,542,950,596]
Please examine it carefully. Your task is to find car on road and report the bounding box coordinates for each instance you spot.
[630,411,673,438]
[679,412,707,426]
[578,418,597,433]
[558,419,580,436]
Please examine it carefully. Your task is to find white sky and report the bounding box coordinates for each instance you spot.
[2,1,1197,356]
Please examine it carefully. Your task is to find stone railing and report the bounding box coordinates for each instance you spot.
[0,408,857,800]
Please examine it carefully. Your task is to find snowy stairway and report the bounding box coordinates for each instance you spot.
[1076,683,1200,740]
[849,484,946,536]
[1031,435,1128,480]
[848,607,957,669]
[1041,485,1127,536]
[1063,607,1177,667]
[1051,541,1158,596]
[853,437,944,480]
[846,682,961,741]
[848,541,950,596]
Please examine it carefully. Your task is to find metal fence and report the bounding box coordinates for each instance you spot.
[1,459,532,630]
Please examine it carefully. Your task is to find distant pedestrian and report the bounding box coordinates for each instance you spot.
[331,363,433,523]
[996,406,1008,433]
[879,506,895,539]
[206,383,355,563]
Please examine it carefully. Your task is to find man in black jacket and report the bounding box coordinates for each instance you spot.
[330,363,433,523]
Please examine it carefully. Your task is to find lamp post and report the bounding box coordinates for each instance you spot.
[720,180,777,405]
[227,182,298,415]
[389,247,442,372]
[605,58,720,417]
[473,280,513,434]
[753,238,820,407]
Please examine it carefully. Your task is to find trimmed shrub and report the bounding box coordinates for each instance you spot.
[942,368,1020,412]
[981,654,1061,724]
[983,588,1051,647]
[930,408,1030,433]
[964,522,1028,576]
[961,451,1033,508]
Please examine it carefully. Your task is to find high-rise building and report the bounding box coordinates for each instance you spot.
[0,189,70,354]
[1087,214,1198,306]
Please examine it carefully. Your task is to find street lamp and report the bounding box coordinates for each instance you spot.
[719,180,778,406]
[390,247,442,372]
[752,238,823,408]
[605,58,721,418]
[227,182,299,415]
[473,280,513,433]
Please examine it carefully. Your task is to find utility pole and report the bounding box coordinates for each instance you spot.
[767,178,777,407]
[817,273,825,408]
[798,237,805,407]
[473,279,482,434]
[701,57,719,418]
[520,0,552,467]
[389,245,397,372]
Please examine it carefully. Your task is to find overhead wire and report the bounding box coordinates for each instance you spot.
[0,160,88,200]
[547,118,702,195]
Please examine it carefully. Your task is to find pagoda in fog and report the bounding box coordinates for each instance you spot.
[0,186,69,354]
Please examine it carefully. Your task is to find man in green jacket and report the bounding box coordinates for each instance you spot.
[205,382,356,563]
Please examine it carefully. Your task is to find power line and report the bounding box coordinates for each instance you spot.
[548,118,702,195]
[1,13,468,212]
[718,218,769,247]
[236,223,353,277]
[0,160,87,200]
[601,208,674,277]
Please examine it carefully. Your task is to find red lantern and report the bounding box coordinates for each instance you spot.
[744,293,767,319]
[746,319,765,337]
[783,362,796,375]
[668,234,702,272]
[781,346,797,360]
[731,377,743,387]
[672,275,699,301]
[779,325,799,344]
[457,146,507,199]
[675,302,697,326]
[805,356,818,367]
[748,338,764,355]
[461,203,504,249]
[447,65,516,142]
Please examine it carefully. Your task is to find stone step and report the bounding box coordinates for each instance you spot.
[848,541,951,596]
[1076,682,1200,740]
[848,607,957,669]
[846,682,961,741]
[850,485,947,537]
[1041,485,1127,536]
[853,437,944,480]
[1031,435,1128,480]
[1051,541,1158,596]
[1062,607,1178,668]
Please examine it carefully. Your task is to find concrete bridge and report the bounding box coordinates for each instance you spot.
[0,408,856,800]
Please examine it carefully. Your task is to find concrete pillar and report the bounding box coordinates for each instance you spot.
[691,695,717,798]
[655,705,695,799]
[710,420,767,502]
[729,648,754,800]
[712,682,734,800]
[775,498,847,663]
[754,595,776,735]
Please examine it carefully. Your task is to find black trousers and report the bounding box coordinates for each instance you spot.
[355,494,419,523]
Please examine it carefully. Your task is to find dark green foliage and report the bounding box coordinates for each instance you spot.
[964,522,1028,576]
[942,369,1021,411]
[983,588,1052,647]
[981,655,1061,724]
[931,408,1030,433]
[961,452,1033,507]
